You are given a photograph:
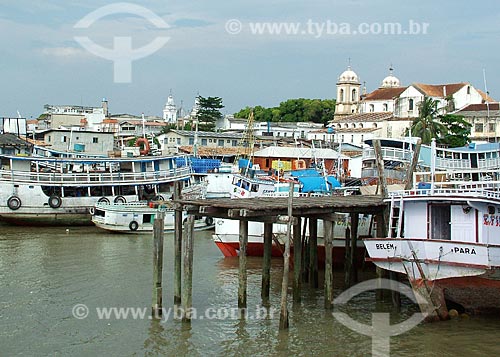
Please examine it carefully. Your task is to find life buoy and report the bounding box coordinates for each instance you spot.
[98,197,110,204]
[89,207,95,215]
[135,137,150,155]
[129,221,139,231]
[114,195,126,204]
[7,196,21,210]
[205,217,214,226]
[48,195,62,209]
[153,194,165,201]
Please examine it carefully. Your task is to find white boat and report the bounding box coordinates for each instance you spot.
[364,141,500,318]
[213,170,372,264]
[0,153,193,225]
[91,201,214,233]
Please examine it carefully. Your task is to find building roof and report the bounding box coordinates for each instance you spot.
[0,133,33,147]
[457,103,500,112]
[413,83,467,97]
[477,89,496,103]
[121,120,167,126]
[171,130,243,139]
[332,112,394,123]
[363,87,407,101]
[253,146,349,159]
[178,146,245,156]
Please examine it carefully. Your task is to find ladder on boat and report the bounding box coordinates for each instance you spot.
[388,195,404,238]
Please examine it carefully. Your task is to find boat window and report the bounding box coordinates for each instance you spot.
[143,214,154,224]
[429,204,451,240]
[94,209,105,217]
[90,186,103,196]
[242,181,250,190]
[251,184,259,192]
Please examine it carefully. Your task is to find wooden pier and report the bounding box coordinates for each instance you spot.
[154,193,386,328]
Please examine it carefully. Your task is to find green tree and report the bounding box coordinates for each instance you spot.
[196,96,224,131]
[438,114,472,148]
[410,96,446,145]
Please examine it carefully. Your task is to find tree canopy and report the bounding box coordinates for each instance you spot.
[234,98,336,125]
[196,96,224,132]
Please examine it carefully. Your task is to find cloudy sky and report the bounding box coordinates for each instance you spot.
[1,0,499,119]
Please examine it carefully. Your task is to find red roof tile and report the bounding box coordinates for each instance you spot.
[363,87,407,101]
[413,83,467,97]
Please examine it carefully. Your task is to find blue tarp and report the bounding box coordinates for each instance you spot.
[326,176,341,188]
[290,169,321,177]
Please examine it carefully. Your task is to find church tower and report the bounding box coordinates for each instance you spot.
[162,92,177,123]
[334,65,361,117]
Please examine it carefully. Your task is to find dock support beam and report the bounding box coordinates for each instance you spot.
[238,220,249,309]
[181,215,194,322]
[324,219,334,309]
[152,210,165,318]
[279,183,294,329]
[261,222,273,303]
[174,181,182,306]
[308,218,318,288]
[349,213,359,285]
[293,218,302,303]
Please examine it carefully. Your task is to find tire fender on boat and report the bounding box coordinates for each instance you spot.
[98,197,110,204]
[114,195,126,204]
[129,221,139,231]
[89,207,95,215]
[48,195,62,209]
[205,217,214,226]
[7,196,21,210]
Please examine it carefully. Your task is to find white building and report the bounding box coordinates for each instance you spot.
[162,94,177,123]
[44,99,108,131]
[334,66,361,117]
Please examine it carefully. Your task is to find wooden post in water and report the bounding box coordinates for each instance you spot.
[349,213,359,284]
[238,220,249,309]
[375,212,387,301]
[152,210,165,318]
[302,218,309,283]
[344,226,351,287]
[173,181,183,306]
[261,222,273,302]
[279,182,294,329]
[324,219,334,309]
[308,218,318,288]
[293,218,302,303]
[181,214,195,322]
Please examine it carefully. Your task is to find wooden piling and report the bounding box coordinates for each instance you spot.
[375,212,387,301]
[181,214,195,322]
[308,218,318,288]
[152,210,165,318]
[302,218,310,283]
[174,181,183,306]
[324,219,334,309]
[349,213,359,284]
[344,226,351,287]
[293,218,302,303]
[238,220,249,309]
[279,182,294,329]
[261,222,273,302]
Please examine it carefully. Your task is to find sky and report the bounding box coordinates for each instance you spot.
[1,0,499,119]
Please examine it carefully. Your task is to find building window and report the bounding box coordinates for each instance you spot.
[226,139,230,143]
[177,138,181,144]
[352,123,356,129]
[48,135,51,142]
[359,123,364,128]
[61,135,67,143]
[409,99,414,111]
[467,86,471,94]
[351,135,354,143]
[341,135,344,142]
[201,138,208,145]
[373,123,378,128]
[344,124,348,128]
[284,132,287,137]
[339,89,344,102]
[232,140,238,147]
[189,138,194,145]
[383,103,388,111]
[489,123,496,132]
[475,123,483,133]
[369,104,374,112]
[351,89,357,102]
[218,139,224,147]
[209,139,212,143]
[361,134,364,142]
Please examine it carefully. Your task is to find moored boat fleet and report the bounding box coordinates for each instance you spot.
[4,139,500,318]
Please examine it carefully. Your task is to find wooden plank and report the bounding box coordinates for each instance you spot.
[350,213,359,284]
[324,219,334,309]
[308,218,318,288]
[181,215,195,322]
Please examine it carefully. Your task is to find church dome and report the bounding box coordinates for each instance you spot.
[338,66,359,84]
[381,66,400,88]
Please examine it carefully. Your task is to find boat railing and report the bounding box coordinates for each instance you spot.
[363,147,413,161]
[435,157,470,169]
[0,166,191,185]
[389,186,500,200]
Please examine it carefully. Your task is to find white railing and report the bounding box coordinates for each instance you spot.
[363,147,412,161]
[389,187,500,200]
[435,157,470,169]
[0,167,191,185]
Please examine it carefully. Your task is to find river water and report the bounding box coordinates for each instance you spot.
[1,226,500,356]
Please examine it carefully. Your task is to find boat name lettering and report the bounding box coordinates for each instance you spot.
[451,247,476,255]
[483,214,500,226]
[376,243,395,250]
